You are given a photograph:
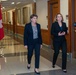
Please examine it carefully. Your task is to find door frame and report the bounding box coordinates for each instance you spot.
[69,0,75,58]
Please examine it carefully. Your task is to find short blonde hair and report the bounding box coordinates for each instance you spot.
[54,13,64,22]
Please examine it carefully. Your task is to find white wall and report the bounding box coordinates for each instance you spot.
[60,0,68,27]
[36,0,48,30]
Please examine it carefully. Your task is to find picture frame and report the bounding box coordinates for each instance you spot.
[2,12,6,23]
[17,9,21,25]
[23,7,29,24]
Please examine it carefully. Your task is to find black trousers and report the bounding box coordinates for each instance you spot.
[27,39,40,68]
[53,40,67,69]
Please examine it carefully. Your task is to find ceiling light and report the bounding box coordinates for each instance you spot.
[33,0,36,2]
[11,2,15,4]
[17,2,21,5]
[1,7,5,10]
[0,0,7,1]
[2,7,5,9]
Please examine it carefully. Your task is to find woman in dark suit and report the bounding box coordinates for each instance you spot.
[51,13,67,73]
[24,14,42,74]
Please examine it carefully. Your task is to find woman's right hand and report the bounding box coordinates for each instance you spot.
[24,46,27,49]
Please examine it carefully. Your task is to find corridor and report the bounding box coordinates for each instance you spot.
[0,32,76,75]
[0,0,76,75]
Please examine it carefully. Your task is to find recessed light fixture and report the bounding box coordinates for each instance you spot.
[17,2,21,4]
[1,7,5,10]
[33,0,36,2]
[11,2,15,4]
[2,7,5,9]
[1,0,7,1]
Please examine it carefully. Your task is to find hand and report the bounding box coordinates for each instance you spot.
[24,46,27,49]
[41,45,42,48]
[62,32,66,35]
[58,32,63,36]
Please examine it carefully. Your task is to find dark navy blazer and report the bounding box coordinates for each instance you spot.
[24,22,42,46]
[51,22,68,41]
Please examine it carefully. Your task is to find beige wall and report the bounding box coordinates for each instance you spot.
[36,0,69,29]
[60,0,68,27]
[2,4,33,26]
[36,0,48,30]
[2,0,69,28]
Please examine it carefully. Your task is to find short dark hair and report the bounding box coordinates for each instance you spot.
[30,14,38,19]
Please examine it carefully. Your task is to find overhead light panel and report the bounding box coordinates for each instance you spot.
[33,0,36,2]
[17,2,21,5]
[11,2,15,4]
[1,7,5,10]
[0,0,7,1]
[2,7,5,9]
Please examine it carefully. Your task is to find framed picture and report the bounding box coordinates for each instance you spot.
[7,12,10,23]
[2,12,6,22]
[23,7,30,24]
[17,9,21,25]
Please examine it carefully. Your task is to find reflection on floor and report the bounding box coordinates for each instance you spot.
[0,34,76,75]
[0,35,61,75]
[0,56,61,75]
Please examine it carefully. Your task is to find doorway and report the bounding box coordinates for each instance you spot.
[12,11,16,34]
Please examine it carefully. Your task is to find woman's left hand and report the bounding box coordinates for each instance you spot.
[62,32,66,35]
[41,45,42,48]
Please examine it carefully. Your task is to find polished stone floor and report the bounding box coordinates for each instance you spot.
[0,33,76,75]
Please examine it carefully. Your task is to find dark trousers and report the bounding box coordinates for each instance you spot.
[53,40,67,69]
[27,39,40,68]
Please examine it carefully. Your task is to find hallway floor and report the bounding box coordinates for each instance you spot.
[0,33,76,75]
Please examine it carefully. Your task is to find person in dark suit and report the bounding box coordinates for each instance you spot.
[51,13,67,73]
[24,14,42,74]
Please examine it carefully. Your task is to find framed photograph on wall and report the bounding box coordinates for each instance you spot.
[17,9,21,25]
[23,7,30,24]
[2,12,6,23]
[7,12,11,24]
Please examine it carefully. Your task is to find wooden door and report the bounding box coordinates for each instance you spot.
[52,3,58,22]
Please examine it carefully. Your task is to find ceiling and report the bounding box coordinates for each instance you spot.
[0,0,36,11]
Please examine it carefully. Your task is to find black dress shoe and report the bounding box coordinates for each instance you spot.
[62,69,67,73]
[27,66,30,69]
[52,65,55,68]
[34,70,40,74]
